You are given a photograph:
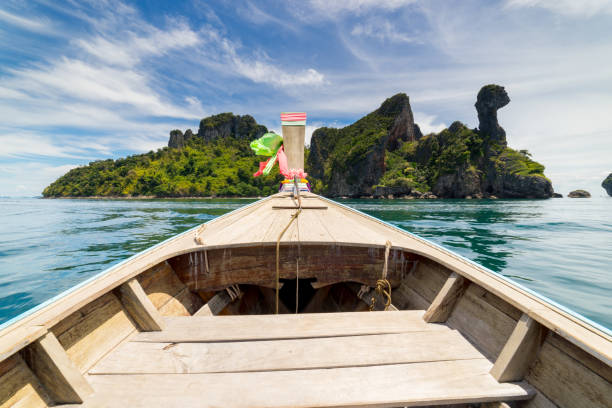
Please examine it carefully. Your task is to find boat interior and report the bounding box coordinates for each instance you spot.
[0,193,610,408]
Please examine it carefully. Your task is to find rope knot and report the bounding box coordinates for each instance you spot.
[370,241,393,311]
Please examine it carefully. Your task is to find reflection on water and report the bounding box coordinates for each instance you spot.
[0,197,610,331]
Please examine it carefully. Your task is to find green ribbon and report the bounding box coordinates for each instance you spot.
[250,132,283,176]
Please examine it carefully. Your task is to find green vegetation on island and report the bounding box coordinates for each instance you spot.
[43,116,283,198]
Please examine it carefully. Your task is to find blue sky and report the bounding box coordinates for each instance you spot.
[1,0,611,196]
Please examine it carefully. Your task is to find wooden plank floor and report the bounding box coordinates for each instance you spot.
[79,311,534,407]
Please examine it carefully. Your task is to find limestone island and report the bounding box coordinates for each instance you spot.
[568,190,591,198]
[43,85,553,199]
[602,173,612,196]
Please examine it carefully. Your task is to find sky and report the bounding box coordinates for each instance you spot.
[0,0,611,196]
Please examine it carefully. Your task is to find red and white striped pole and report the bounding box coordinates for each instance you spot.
[280,112,309,192]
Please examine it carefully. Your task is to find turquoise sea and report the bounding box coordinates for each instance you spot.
[0,197,610,330]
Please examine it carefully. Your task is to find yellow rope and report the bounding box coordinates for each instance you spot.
[275,177,303,314]
[295,208,301,314]
[370,241,393,311]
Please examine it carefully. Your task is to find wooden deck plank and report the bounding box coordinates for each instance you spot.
[134,311,448,342]
[80,360,534,408]
[295,207,336,243]
[90,330,483,374]
[316,205,391,246]
[207,199,279,246]
[193,196,275,247]
[261,206,301,243]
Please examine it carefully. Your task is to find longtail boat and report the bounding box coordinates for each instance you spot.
[0,113,610,408]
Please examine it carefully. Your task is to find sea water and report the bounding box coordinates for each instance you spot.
[0,196,610,330]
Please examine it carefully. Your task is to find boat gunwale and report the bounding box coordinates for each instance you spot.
[0,193,610,368]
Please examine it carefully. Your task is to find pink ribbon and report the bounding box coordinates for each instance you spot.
[253,146,307,179]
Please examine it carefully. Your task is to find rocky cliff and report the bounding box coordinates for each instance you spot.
[307,85,553,199]
[307,93,421,196]
[602,174,612,196]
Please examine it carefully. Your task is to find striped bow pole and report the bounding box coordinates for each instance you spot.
[280,112,309,192]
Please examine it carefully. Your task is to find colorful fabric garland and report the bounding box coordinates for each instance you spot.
[251,132,289,177]
[251,112,309,180]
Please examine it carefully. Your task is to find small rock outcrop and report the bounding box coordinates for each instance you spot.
[568,190,591,198]
[602,173,612,196]
[552,193,563,198]
[168,114,267,149]
[475,84,510,145]
[168,129,194,149]
[198,113,266,142]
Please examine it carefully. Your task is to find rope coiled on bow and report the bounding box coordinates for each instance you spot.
[370,240,393,311]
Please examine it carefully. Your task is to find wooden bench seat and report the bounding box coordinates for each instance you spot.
[78,311,534,407]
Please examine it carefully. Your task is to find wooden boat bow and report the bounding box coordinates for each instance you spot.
[0,113,610,407]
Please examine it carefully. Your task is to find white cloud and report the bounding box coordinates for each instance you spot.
[5,58,203,118]
[351,20,416,43]
[505,0,612,17]
[0,9,55,34]
[234,62,325,88]
[237,1,299,32]
[0,162,80,197]
[76,25,201,68]
[0,132,90,159]
[413,112,446,135]
[195,28,326,88]
[308,0,416,14]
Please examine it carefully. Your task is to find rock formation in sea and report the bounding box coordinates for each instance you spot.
[552,193,563,198]
[602,173,612,196]
[307,85,553,199]
[475,84,510,146]
[568,190,591,198]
